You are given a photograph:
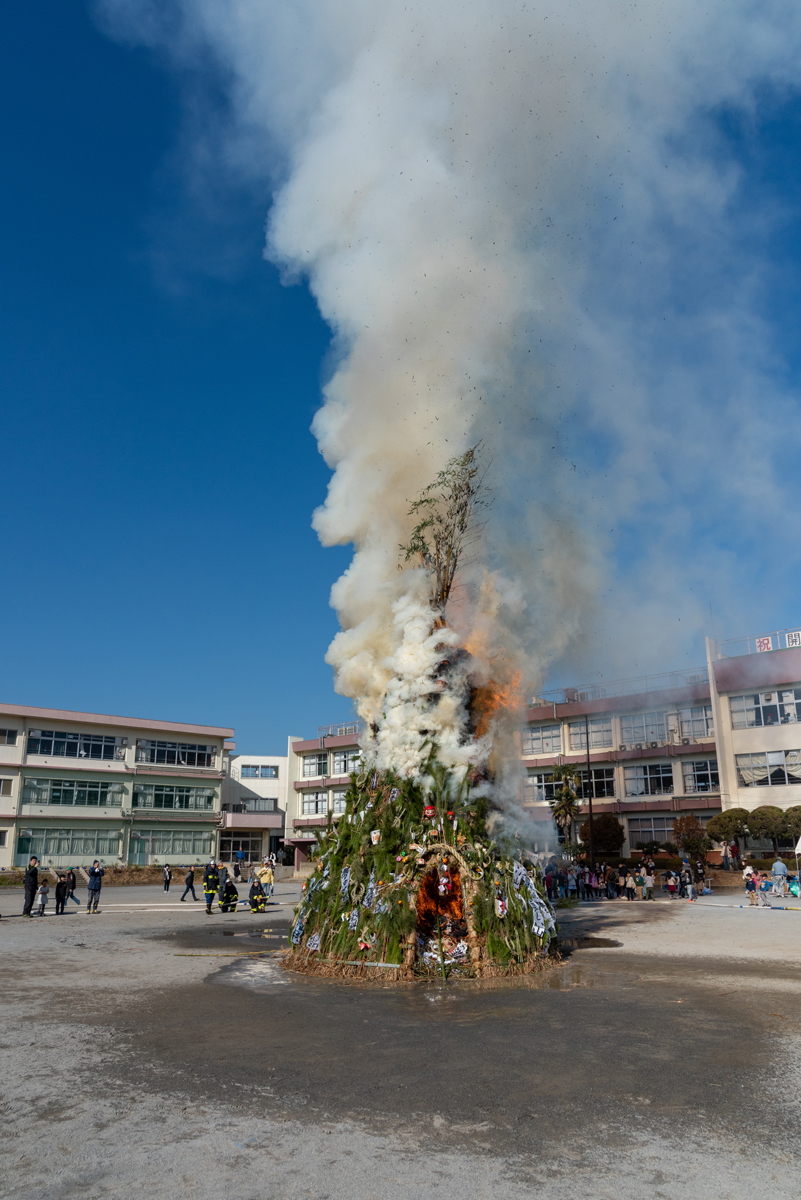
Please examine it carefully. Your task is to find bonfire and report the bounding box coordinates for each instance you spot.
[286,448,556,980]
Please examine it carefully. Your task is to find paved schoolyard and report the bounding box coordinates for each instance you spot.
[1,883,799,1199]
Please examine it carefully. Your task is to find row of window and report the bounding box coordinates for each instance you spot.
[730,690,801,729]
[0,728,18,745]
[525,760,719,802]
[27,731,126,760]
[223,798,277,813]
[735,750,801,787]
[627,815,709,847]
[135,740,216,768]
[23,779,126,807]
[21,730,218,767]
[20,778,218,809]
[240,764,279,779]
[17,829,124,859]
[522,707,715,756]
[302,790,348,815]
[303,749,362,778]
[132,785,216,811]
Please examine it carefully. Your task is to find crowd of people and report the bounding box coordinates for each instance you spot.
[543,858,709,903]
[14,853,279,917]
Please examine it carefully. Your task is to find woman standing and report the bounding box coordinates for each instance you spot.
[625,871,636,901]
[162,863,172,893]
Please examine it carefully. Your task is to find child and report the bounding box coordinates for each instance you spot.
[35,880,50,916]
[55,874,68,915]
[745,873,758,906]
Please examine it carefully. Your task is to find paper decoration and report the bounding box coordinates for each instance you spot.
[348,908,360,930]
[291,917,305,944]
[340,867,351,900]
[306,932,320,951]
[756,636,773,652]
[787,631,801,649]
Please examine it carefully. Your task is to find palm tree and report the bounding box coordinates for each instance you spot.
[549,765,580,844]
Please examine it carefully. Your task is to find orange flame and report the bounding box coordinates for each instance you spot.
[470,670,522,738]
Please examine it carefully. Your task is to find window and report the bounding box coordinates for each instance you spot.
[0,831,6,847]
[240,765,279,779]
[129,829,215,857]
[0,778,11,797]
[227,797,277,813]
[675,705,714,739]
[302,791,328,815]
[219,832,263,861]
[627,815,678,848]
[568,718,613,750]
[624,763,674,796]
[332,790,348,814]
[0,728,17,745]
[22,778,125,807]
[521,724,561,756]
[574,767,616,799]
[135,740,215,767]
[524,771,559,804]
[621,711,667,745]
[730,689,801,729]
[27,730,125,761]
[133,785,215,810]
[683,760,719,793]
[735,750,801,787]
[16,828,123,860]
[333,749,362,775]
[303,754,328,778]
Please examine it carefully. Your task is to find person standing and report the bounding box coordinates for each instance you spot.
[162,864,172,893]
[262,862,274,900]
[66,868,80,905]
[180,866,198,902]
[771,858,789,897]
[86,860,104,913]
[745,873,758,906]
[55,874,68,915]
[625,871,636,901]
[35,879,50,916]
[643,869,655,900]
[203,860,220,914]
[22,856,39,917]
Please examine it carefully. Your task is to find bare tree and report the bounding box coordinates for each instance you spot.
[399,446,486,621]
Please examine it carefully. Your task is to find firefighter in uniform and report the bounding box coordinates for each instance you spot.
[219,877,239,913]
[203,860,220,914]
[248,878,267,913]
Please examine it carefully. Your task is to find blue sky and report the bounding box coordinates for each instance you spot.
[0,1,352,751]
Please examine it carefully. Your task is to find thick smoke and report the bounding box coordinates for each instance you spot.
[101,0,801,765]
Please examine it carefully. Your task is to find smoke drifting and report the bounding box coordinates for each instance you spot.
[101,0,801,721]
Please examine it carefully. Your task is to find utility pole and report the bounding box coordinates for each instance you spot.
[585,713,595,870]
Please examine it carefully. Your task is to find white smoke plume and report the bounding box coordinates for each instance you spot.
[100,0,801,776]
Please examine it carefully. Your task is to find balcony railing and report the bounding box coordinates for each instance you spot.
[716,628,801,658]
[317,722,362,739]
[532,668,709,707]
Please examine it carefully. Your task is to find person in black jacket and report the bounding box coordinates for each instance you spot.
[162,864,172,893]
[22,857,39,917]
[203,861,220,914]
[86,861,104,913]
[55,874,68,915]
[219,878,239,913]
[66,868,80,905]
[180,866,198,902]
[248,878,267,912]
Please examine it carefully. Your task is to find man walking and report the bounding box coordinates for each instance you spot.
[22,856,39,917]
[203,860,220,914]
[86,860,104,913]
[180,866,198,902]
[66,867,80,905]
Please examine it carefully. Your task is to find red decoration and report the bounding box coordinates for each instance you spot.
[423,805,436,818]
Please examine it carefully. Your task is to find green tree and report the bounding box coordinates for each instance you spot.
[745,806,789,854]
[579,813,625,854]
[672,814,709,861]
[549,765,580,844]
[784,806,801,841]
[705,808,750,852]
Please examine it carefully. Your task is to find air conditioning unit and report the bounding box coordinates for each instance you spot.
[681,737,690,745]
[634,742,643,750]
[619,744,627,751]
[649,741,658,749]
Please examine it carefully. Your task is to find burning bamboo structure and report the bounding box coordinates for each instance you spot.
[286,449,556,980]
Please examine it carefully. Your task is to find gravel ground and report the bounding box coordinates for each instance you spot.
[1,883,799,1199]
